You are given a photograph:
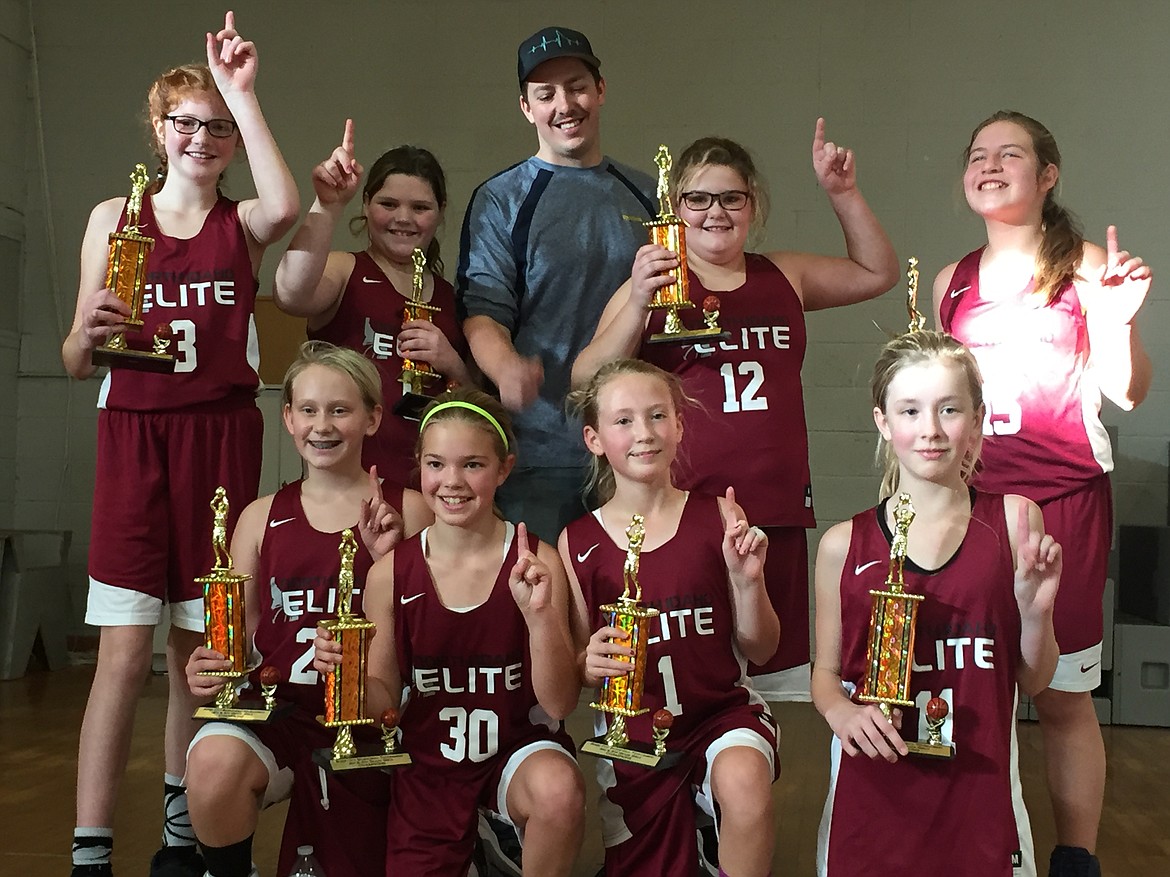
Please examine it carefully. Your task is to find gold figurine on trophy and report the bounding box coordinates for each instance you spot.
[314,530,410,770]
[194,488,289,723]
[581,515,678,769]
[394,247,444,421]
[857,494,954,758]
[644,145,725,344]
[91,163,176,373]
[905,256,926,334]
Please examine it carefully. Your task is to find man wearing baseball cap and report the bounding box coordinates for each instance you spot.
[456,26,656,544]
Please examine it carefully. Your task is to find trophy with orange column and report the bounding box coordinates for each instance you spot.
[644,145,725,344]
[393,247,444,421]
[90,163,175,372]
[194,487,290,722]
[314,530,411,770]
[856,493,954,758]
[581,515,680,769]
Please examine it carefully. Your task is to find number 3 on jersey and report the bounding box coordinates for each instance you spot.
[169,318,198,373]
[719,361,767,413]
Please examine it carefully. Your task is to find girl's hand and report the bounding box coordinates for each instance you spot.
[1083,225,1152,326]
[1014,501,1061,619]
[312,118,364,208]
[312,626,347,676]
[824,700,907,762]
[508,523,551,615]
[397,320,463,377]
[78,287,132,352]
[186,646,231,698]
[584,625,635,686]
[812,117,857,196]
[721,487,767,583]
[206,11,258,98]
[629,243,679,308]
[359,466,405,559]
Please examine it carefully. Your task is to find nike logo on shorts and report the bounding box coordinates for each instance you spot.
[362,276,382,284]
[1080,661,1100,674]
[854,560,881,575]
[269,517,296,528]
[576,544,600,563]
[400,593,424,605]
[950,285,970,298]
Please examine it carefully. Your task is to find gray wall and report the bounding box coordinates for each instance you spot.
[8,0,1168,633]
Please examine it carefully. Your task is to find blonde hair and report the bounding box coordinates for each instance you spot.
[416,388,516,464]
[567,359,692,505]
[871,331,984,500]
[964,111,1084,305]
[281,340,382,412]
[144,63,231,187]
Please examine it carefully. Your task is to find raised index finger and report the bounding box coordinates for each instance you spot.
[516,521,528,558]
[368,465,383,500]
[1106,225,1119,266]
[224,10,235,34]
[342,118,356,156]
[813,117,826,154]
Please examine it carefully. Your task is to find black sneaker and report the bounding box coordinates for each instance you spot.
[148,845,205,877]
[70,866,113,877]
[477,810,522,877]
[1048,846,1102,877]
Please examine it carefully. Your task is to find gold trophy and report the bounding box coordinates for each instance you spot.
[314,530,410,771]
[645,145,725,344]
[193,488,290,722]
[906,257,926,334]
[393,247,443,421]
[581,515,679,769]
[90,163,176,373]
[856,494,954,758]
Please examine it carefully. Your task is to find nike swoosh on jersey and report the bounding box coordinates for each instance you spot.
[950,285,970,298]
[400,593,424,605]
[854,560,881,575]
[268,517,296,528]
[362,276,382,284]
[1080,661,1100,673]
[576,543,600,563]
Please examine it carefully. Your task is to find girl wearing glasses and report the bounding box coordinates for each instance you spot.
[275,119,471,491]
[574,121,898,704]
[61,13,298,877]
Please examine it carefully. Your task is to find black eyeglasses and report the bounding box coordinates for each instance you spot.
[679,190,750,211]
[165,115,238,138]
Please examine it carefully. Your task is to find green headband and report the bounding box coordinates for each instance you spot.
[420,400,510,452]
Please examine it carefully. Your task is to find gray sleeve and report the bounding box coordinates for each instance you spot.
[456,184,519,334]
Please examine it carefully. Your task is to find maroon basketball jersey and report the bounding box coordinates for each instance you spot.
[566,494,768,745]
[820,490,1027,876]
[249,480,388,713]
[940,248,1111,503]
[309,252,464,487]
[392,525,567,773]
[639,253,813,528]
[100,195,260,411]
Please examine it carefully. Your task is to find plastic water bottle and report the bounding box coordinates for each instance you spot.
[288,845,325,877]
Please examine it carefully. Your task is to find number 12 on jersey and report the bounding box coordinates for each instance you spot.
[719,362,767,413]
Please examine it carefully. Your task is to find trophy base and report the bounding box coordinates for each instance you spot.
[311,745,412,773]
[193,701,294,724]
[581,737,682,770]
[393,391,432,421]
[905,739,956,759]
[91,345,176,373]
[646,326,730,345]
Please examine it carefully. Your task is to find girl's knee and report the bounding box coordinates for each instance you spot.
[514,753,585,824]
[712,747,773,818]
[186,737,266,803]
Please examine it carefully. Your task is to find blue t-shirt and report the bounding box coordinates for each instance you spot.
[457,156,655,468]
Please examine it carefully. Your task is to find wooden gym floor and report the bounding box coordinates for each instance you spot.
[1,664,1167,875]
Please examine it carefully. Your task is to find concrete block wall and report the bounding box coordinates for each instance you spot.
[10,0,1168,634]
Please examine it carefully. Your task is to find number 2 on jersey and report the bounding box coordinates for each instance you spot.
[719,361,768,413]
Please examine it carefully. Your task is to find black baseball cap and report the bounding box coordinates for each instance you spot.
[517,26,601,86]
